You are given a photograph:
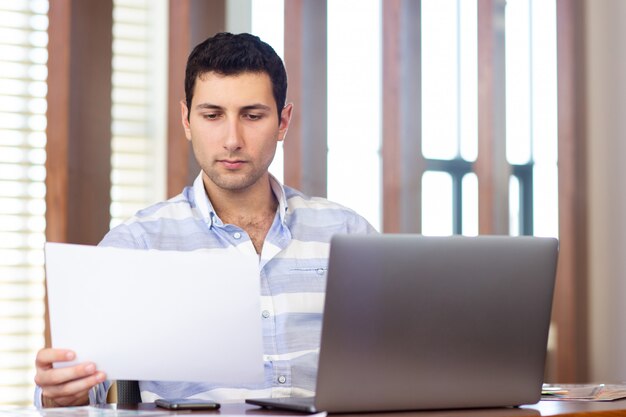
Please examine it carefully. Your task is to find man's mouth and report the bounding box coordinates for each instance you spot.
[218,159,246,169]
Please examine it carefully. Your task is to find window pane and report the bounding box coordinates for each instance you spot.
[531,0,557,165]
[110,0,167,228]
[327,0,381,231]
[462,173,478,236]
[509,175,520,236]
[534,163,558,238]
[422,0,459,160]
[459,0,478,162]
[422,171,453,236]
[422,0,477,162]
[505,0,532,165]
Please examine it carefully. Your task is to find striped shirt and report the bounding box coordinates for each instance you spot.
[36,172,375,406]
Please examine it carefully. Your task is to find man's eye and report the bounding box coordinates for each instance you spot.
[244,113,262,121]
[203,113,219,120]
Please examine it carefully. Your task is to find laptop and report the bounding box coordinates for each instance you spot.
[246,234,558,413]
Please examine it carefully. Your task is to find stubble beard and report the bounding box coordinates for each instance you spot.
[204,160,269,192]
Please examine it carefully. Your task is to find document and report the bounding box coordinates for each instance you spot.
[0,406,169,416]
[44,242,264,384]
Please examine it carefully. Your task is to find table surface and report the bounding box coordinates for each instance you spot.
[111,400,626,417]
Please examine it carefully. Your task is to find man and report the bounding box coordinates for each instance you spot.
[34,32,375,407]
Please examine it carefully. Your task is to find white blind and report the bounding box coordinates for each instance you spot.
[111,0,166,228]
[0,0,48,406]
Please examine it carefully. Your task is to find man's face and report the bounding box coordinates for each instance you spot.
[181,71,291,193]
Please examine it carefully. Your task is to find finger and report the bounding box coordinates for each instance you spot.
[41,371,106,400]
[35,349,75,369]
[35,362,97,388]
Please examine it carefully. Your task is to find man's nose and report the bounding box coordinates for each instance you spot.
[223,119,243,151]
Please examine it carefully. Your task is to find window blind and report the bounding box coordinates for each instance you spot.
[0,0,48,406]
[111,0,166,228]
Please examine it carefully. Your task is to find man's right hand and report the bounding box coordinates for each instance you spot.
[34,348,107,407]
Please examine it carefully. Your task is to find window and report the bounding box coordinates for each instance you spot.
[420,0,557,237]
[0,0,48,406]
[505,0,558,238]
[327,0,382,231]
[110,0,167,228]
[421,0,478,236]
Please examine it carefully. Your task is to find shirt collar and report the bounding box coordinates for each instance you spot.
[192,171,289,228]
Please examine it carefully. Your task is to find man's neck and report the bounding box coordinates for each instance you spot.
[203,173,276,220]
[202,173,278,253]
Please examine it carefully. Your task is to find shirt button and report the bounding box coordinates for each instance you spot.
[278,375,287,384]
[262,310,270,318]
[233,232,242,239]
[316,268,325,275]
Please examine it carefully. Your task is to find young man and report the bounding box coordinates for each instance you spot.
[34,33,375,407]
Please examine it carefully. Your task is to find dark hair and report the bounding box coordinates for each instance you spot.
[185,32,287,122]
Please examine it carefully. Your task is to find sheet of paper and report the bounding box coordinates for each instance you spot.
[0,406,170,416]
[44,242,264,384]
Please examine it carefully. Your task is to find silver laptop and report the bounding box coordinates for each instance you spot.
[246,234,558,413]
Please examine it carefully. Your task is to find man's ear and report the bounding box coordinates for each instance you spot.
[278,103,293,142]
[180,100,192,141]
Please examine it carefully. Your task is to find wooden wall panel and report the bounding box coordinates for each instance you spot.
[283,0,303,191]
[46,0,71,246]
[554,0,589,383]
[283,0,328,197]
[476,0,509,235]
[382,0,423,233]
[167,0,192,198]
[382,0,402,233]
[167,0,226,197]
[46,0,113,245]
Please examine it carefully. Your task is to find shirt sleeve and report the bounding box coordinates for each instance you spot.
[90,381,112,405]
[99,223,147,249]
[348,211,379,235]
[33,386,43,408]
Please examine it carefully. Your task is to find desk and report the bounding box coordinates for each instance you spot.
[113,401,626,416]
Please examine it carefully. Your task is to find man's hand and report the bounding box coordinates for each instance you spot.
[34,348,106,407]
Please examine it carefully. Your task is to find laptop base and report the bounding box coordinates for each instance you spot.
[246,397,318,413]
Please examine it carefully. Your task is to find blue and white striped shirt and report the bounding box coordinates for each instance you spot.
[35,173,375,406]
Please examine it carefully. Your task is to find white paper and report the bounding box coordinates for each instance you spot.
[0,406,170,416]
[44,242,264,384]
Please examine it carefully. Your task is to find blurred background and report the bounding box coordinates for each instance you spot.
[1,0,624,406]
